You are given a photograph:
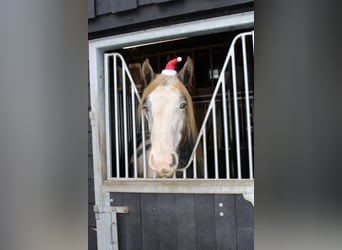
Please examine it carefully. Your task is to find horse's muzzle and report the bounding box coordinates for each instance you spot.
[149,151,178,178]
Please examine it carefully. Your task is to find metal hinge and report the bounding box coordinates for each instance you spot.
[93,205,129,220]
[93,205,129,249]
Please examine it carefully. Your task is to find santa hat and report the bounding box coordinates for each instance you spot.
[161,57,182,76]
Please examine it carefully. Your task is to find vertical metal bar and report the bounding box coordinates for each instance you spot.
[193,154,197,179]
[183,169,187,179]
[110,213,119,249]
[252,31,254,55]
[239,97,245,148]
[203,127,208,179]
[104,54,112,179]
[118,94,122,164]
[221,73,230,179]
[212,102,219,179]
[227,89,234,178]
[141,113,147,178]
[131,69,138,178]
[227,89,233,147]
[121,64,129,178]
[242,34,254,179]
[231,44,242,179]
[113,56,120,178]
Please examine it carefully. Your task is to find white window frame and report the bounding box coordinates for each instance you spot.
[88,11,254,206]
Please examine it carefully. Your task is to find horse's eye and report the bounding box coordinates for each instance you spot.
[179,102,187,109]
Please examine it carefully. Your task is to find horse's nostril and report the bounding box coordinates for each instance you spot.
[170,153,178,168]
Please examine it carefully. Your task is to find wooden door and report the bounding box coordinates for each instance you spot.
[111,193,253,250]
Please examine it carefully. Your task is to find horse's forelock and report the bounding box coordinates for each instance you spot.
[138,76,163,116]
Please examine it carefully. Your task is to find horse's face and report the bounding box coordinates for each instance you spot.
[140,57,196,177]
[145,79,187,177]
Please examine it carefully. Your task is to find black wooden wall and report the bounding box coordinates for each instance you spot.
[88,0,254,38]
[111,193,253,250]
[88,85,97,250]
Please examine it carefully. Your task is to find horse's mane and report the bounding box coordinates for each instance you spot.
[138,74,197,143]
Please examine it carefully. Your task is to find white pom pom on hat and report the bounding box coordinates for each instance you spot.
[161,57,182,76]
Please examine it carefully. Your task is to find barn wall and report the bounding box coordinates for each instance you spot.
[88,83,97,250]
[88,0,254,38]
[88,2,254,249]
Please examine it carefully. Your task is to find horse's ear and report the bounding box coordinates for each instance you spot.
[141,58,154,85]
[177,56,194,93]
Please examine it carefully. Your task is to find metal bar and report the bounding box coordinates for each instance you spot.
[221,74,230,179]
[104,54,112,179]
[89,46,117,250]
[231,44,242,179]
[111,216,119,248]
[113,56,120,178]
[203,127,208,179]
[90,12,254,51]
[239,98,245,148]
[227,89,234,177]
[181,79,222,170]
[193,154,197,179]
[242,34,254,179]
[108,206,129,249]
[104,32,253,180]
[212,102,219,179]
[181,32,242,171]
[131,71,138,178]
[120,53,142,178]
[103,179,254,195]
[252,30,254,54]
[141,113,147,178]
[121,60,129,178]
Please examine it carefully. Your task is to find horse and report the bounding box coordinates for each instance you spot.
[134,56,202,178]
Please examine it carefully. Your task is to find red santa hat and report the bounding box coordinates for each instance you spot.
[161,57,182,76]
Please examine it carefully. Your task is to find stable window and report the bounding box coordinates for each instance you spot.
[89,13,255,250]
[89,12,254,196]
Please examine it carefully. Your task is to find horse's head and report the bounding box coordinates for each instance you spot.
[139,57,197,177]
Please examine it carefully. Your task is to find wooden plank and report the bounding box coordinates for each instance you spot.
[88,180,95,203]
[214,194,237,250]
[140,193,159,250]
[88,155,94,179]
[88,132,93,156]
[235,194,254,250]
[88,227,98,250]
[95,0,112,15]
[138,0,154,6]
[88,0,95,18]
[155,0,177,3]
[88,203,96,227]
[158,194,178,249]
[175,194,196,250]
[194,194,216,250]
[89,0,254,34]
[122,193,143,250]
[111,0,138,13]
